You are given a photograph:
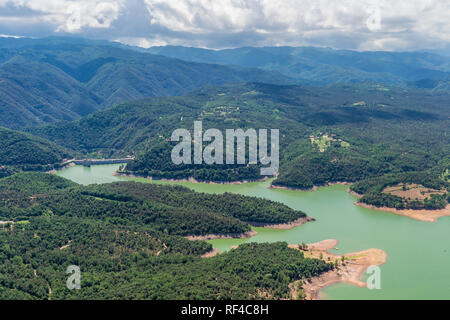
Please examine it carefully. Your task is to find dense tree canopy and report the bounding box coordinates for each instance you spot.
[0,127,71,175]
[0,173,329,300]
[31,82,449,191]
[351,171,449,210]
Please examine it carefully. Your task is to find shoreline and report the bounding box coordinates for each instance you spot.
[201,248,220,258]
[347,189,362,197]
[348,188,450,222]
[185,216,314,242]
[248,216,315,230]
[289,239,387,300]
[184,230,258,241]
[114,172,269,185]
[47,162,75,173]
[354,203,450,222]
[50,158,133,174]
[270,181,352,192]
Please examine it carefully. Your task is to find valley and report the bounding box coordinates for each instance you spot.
[0,36,449,301]
[25,82,449,203]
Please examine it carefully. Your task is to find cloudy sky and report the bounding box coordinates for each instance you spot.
[1,0,449,51]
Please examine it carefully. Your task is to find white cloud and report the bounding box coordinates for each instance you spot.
[0,34,24,38]
[114,36,169,48]
[1,0,450,51]
[142,0,450,50]
[144,0,378,33]
[0,0,123,33]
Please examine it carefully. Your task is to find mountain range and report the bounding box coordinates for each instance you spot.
[147,45,450,85]
[0,37,292,130]
[2,37,450,131]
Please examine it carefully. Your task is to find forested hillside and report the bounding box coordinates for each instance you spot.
[350,171,449,210]
[0,174,307,235]
[3,37,450,131]
[82,182,306,225]
[0,172,76,197]
[32,82,450,189]
[409,76,450,92]
[0,127,71,177]
[0,37,293,129]
[0,173,329,299]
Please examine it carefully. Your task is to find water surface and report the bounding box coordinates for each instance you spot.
[56,164,450,300]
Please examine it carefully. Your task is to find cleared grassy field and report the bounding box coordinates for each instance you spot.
[383,183,446,201]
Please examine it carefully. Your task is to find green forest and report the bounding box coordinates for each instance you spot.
[0,172,330,299]
[0,36,449,301]
[0,127,71,176]
[123,140,263,182]
[0,81,447,210]
[351,171,450,210]
[0,38,291,130]
[29,82,449,198]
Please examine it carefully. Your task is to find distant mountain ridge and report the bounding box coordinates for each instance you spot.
[2,36,450,132]
[147,45,450,85]
[409,76,450,91]
[0,37,294,130]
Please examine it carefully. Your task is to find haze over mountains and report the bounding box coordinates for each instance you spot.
[147,46,450,85]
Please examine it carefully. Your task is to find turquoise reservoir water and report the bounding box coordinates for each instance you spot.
[56,164,450,300]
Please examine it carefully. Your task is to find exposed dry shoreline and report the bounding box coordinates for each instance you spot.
[185,230,258,241]
[201,248,220,258]
[348,189,362,197]
[225,239,387,300]
[355,203,450,222]
[350,189,450,222]
[289,239,387,300]
[248,216,315,230]
[184,216,313,241]
[274,181,450,223]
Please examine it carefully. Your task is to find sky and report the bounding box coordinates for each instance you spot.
[0,0,449,51]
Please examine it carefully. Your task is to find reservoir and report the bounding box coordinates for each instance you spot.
[55,164,450,300]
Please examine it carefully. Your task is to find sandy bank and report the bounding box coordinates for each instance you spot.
[185,230,258,241]
[289,239,387,300]
[348,189,362,197]
[248,216,315,230]
[354,203,450,222]
[201,248,220,258]
[349,188,450,222]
